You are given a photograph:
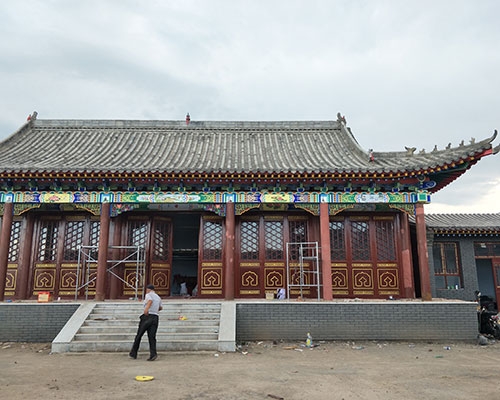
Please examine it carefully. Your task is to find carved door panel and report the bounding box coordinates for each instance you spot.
[32,215,99,299]
[237,214,309,298]
[238,217,262,297]
[149,217,173,297]
[120,216,173,298]
[198,216,224,297]
[330,214,401,298]
[4,220,22,298]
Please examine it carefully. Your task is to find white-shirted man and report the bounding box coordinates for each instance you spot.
[129,284,163,361]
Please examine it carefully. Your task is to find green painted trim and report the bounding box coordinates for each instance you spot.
[0,190,431,205]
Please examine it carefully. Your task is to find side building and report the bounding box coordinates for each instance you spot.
[424,213,500,308]
[0,114,498,301]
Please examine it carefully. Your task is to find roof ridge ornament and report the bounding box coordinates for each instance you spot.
[405,146,416,155]
[27,110,38,122]
[336,112,346,125]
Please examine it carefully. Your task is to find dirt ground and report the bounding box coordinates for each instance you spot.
[1,339,499,400]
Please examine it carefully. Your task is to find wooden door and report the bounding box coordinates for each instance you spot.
[330,214,402,298]
[198,216,224,297]
[32,215,99,299]
[121,216,172,298]
[236,214,310,298]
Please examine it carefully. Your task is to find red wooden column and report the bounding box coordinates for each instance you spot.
[109,217,122,299]
[224,201,235,300]
[95,202,111,301]
[415,203,432,301]
[319,202,333,300]
[400,212,415,298]
[17,213,35,299]
[0,202,14,301]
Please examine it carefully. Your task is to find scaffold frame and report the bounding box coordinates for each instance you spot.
[75,245,146,300]
[286,242,321,300]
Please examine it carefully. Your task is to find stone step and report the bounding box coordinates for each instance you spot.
[78,325,219,334]
[73,332,218,342]
[87,313,221,320]
[65,339,220,352]
[82,316,219,329]
[52,302,235,353]
[92,303,221,310]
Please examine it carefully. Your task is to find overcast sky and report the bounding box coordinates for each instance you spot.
[1,0,498,213]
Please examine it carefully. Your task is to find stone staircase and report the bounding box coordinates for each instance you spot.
[52,301,235,353]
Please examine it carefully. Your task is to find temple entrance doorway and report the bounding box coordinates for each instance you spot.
[171,213,200,297]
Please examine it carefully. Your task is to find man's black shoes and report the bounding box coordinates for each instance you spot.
[129,353,137,359]
[147,355,157,361]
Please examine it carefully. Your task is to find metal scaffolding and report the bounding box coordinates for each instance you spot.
[75,245,146,300]
[286,242,321,300]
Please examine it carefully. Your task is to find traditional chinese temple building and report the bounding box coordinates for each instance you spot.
[0,113,498,302]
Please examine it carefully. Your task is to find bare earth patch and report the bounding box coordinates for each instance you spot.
[1,339,498,400]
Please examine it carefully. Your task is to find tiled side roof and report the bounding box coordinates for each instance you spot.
[0,119,496,176]
[424,213,500,235]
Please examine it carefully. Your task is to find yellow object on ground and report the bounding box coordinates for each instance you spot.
[135,376,154,382]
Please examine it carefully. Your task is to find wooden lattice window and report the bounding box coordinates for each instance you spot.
[203,220,223,260]
[351,220,371,260]
[89,221,100,260]
[375,219,396,261]
[8,221,22,262]
[240,221,259,261]
[265,220,283,260]
[128,220,148,249]
[153,221,170,262]
[290,220,307,243]
[433,242,462,289]
[90,221,100,246]
[289,220,308,261]
[474,242,500,258]
[63,221,85,261]
[38,220,59,262]
[329,220,346,261]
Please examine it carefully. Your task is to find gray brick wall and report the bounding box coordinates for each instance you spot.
[1,301,479,344]
[236,302,478,342]
[0,303,79,342]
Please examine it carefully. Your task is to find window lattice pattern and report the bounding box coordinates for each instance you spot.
[38,220,59,261]
[203,220,223,260]
[128,221,148,249]
[89,221,100,260]
[90,221,100,247]
[375,220,396,261]
[153,222,171,261]
[8,221,22,262]
[474,242,500,257]
[433,242,462,289]
[329,220,346,260]
[351,221,371,260]
[265,220,283,260]
[240,221,259,260]
[288,220,307,261]
[289,220,307,243]
[63,221,85,261]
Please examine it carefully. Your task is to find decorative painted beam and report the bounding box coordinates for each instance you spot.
[0,190,431,204]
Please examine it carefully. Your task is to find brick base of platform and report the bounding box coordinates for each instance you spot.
[236,301,479,342]
[0,300,479,344]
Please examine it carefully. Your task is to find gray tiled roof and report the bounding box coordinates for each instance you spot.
[0,119,497,175]
[424,213,500,232]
